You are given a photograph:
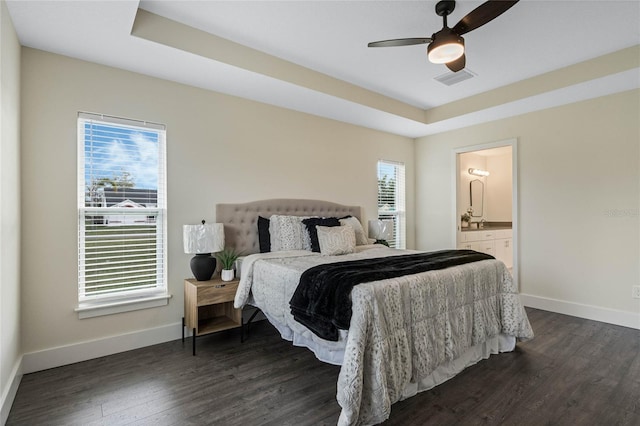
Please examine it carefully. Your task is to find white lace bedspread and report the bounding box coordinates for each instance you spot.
[235,247,534,425]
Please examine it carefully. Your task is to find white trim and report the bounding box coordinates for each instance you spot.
[75,294,172,319]
[452,138,519,289]
[78,111,165,131]
[1,356,23,425]
[22,321,182,374]
[521,293,640,330]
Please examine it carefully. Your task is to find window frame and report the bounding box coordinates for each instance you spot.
[377,160,406,249]
[76,112,169,318]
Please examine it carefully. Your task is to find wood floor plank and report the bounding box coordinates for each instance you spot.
[610,348,640,414]
[6,308,640,425]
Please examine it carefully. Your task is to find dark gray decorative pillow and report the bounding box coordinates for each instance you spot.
[258,216,270,253]
[302,217,341,252]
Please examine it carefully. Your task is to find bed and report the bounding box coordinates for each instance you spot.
[216,199,533,425]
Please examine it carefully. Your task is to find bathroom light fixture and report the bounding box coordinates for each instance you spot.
[468,168,490,177]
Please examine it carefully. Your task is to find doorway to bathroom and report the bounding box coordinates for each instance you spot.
[453,139,518,287]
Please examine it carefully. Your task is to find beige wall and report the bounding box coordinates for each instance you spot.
[0,0,21,421]
[416,89,640,318]
[19,48,415,354]
[485,153,512,222]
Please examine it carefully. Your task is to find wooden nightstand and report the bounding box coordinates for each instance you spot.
[183,277,242,356]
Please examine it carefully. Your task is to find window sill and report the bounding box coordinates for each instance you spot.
[75,294,172,319]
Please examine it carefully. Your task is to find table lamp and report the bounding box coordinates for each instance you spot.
[183,221,224,281]
[368,219,394,246]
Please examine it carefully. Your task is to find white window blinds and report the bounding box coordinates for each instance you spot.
[77,113,167,302]
[377,160,406,249]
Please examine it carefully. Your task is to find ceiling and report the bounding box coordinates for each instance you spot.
[6,0,640,138]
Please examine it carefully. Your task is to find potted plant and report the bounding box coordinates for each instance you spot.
[460,212,471,228]
[216,248,240,281]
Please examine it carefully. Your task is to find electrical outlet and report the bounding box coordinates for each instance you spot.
[633,286,640,299]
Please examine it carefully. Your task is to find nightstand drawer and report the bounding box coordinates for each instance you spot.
[197,281,238,306]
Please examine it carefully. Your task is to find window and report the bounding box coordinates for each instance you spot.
[77,113,167,317]
[377,160,406,249]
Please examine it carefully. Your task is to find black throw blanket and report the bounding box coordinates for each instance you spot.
[289,249,494,341]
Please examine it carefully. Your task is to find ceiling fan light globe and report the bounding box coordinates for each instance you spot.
[427,29,465,64]
[428,42,464,63]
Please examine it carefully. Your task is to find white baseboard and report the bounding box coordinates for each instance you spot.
[1,356,23,426]
[22,321,182,374]
[520,293,640,330]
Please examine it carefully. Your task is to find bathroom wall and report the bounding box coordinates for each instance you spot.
[458,149,512,224]
[485,153,512,221]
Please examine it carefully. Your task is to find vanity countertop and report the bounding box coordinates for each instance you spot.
[461,222,512,232]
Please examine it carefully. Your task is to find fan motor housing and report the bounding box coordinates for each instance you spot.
[435,0,456,17]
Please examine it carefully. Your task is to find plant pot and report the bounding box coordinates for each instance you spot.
[461,221,469,228]
[221,269,235,282]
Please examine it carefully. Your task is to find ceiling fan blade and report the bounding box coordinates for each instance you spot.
[446,53,466,72]
[368,37,432,48]
[452,0,519,35]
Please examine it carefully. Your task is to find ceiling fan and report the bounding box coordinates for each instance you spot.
[368,0,519,72]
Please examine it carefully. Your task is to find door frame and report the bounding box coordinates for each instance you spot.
[451,138,519,289]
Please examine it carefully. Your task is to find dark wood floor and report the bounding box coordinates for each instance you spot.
[7,308,640,425]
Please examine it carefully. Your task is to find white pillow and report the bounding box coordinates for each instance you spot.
[300,217,313,251]
[316,225,356,256]
[269,215,312,251]
[339,216,368,246]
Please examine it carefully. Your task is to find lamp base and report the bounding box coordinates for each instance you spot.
[190,254,216,281]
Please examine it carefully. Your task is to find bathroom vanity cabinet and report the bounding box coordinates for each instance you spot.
[458,229,512,268]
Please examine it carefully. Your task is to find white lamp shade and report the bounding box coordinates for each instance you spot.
[183,223,224,254]
[368,219,394,241]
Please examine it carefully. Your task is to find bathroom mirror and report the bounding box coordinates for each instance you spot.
[470,179,484,217]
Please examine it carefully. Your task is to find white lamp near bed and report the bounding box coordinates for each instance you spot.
[368,219,394,247]
[183,221,224,281]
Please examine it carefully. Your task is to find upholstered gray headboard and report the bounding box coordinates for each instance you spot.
[216,199,362,255]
